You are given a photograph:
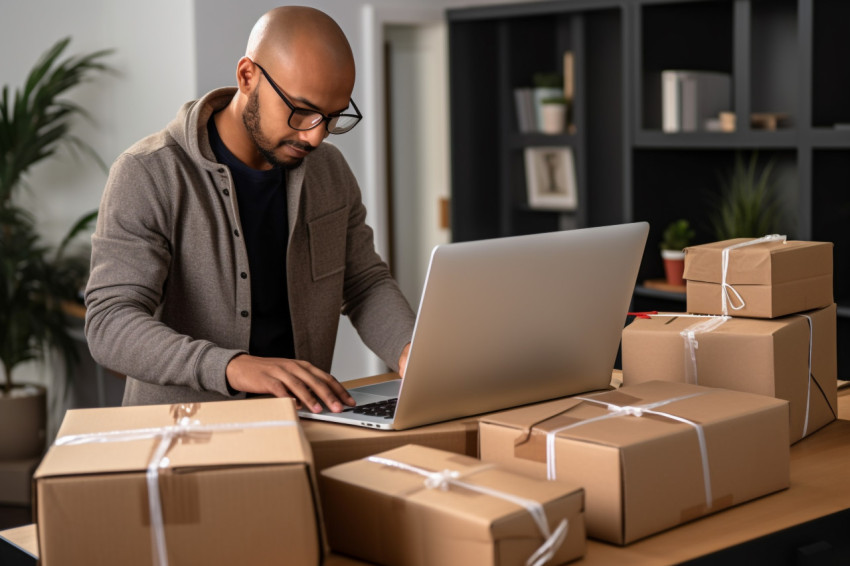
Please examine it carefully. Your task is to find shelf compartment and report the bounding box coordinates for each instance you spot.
[640,0,734,131]
[632,148,798,283]
[750,0,798,130]
[812,150,850,307]
[812,0,850,128]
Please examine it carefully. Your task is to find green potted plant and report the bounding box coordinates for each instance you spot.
[711,152,782,240]
[659,219,695,287]
[0,37,111,462]
[532,72,563,132]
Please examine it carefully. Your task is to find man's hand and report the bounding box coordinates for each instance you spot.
[225,354,355,413]
[398,342,411,378]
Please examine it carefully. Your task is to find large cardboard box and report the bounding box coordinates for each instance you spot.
[621,306,838,443]
[34,398,324,566]
[683,238,832,318]
[320,444,586,566]
[479,381,790,545]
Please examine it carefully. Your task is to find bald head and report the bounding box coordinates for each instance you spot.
[246,6,355,83]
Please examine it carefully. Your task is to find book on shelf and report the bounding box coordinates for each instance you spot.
[563,51,574,101]
[513,87,535,133]
[662,70,731,133]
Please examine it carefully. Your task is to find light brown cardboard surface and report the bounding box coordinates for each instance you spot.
[479,381,790,545]
[34,398,324,566]
[320,444,586,566]
[621,305,838,443]
[683,239,833,318]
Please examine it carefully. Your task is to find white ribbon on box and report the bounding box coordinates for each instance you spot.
[544,392,714,509]
[796,313,814,437]
[56,416,297,566]
[677,315,730,385]
[720,234,787,315]
[366,455,568,566]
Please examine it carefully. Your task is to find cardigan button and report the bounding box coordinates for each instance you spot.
[217,167,225,173]
[233,229,240,237]
[240,272,247,279]
[223,188,230,196]
[240,310,249,318]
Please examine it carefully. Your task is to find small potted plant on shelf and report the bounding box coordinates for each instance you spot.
[540,97,570,134]
[659,219,695,287]
[0,37,111,463]
[532,72,563,133]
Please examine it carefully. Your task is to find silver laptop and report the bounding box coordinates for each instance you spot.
[298,222,649,430]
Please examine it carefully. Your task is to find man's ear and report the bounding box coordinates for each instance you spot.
[236,57,259,94]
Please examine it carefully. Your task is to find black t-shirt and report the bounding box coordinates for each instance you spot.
[207,115,295,359]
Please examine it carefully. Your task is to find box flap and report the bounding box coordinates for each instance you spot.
[478,397,586,432]
[683,239,832,285]
[35,398,308,479]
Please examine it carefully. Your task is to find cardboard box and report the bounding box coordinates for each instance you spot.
[34,398,324,566]
[479,381,790,545]
[320,444,586,566]
[303,415,479,473]
[621,306,838,443]
[302,373,479,473]
[0,524,37,564]
[683,238,833,318]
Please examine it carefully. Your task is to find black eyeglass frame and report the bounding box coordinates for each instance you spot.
[252,61,362,134]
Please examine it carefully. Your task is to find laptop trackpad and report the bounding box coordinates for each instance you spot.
[348,379,402,404]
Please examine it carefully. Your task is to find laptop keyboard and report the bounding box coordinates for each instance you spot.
[344,398,398,419]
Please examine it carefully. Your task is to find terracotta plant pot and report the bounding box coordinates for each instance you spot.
[661,249,686,287]
[0,384,47,460]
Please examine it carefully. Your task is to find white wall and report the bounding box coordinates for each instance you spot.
[1,0,196,246]
[386,23,451,305]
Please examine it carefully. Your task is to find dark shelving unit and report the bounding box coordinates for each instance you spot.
[448,0,850,377]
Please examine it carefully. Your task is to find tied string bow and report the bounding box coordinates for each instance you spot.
[56,417,297,566]
[367,456,568,566]
[720,234,787,315]
[544,392,714,509]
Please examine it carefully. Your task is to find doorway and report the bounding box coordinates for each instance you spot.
[384,22,451,307]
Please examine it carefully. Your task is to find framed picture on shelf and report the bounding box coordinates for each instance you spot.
[524,146,577,210]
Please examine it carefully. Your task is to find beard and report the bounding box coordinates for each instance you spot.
[242,89,313,169]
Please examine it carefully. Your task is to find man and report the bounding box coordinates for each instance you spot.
[85,6,415,412]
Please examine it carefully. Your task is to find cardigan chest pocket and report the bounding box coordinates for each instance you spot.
[308,206,348,281]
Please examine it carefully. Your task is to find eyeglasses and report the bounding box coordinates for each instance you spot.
[252,61,362,135]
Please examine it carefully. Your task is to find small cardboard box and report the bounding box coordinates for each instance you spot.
[34,398,324,566]
[320,444,586,566]
[683,238,833,318]
[479,381,790,545]
[621,305,838,443]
